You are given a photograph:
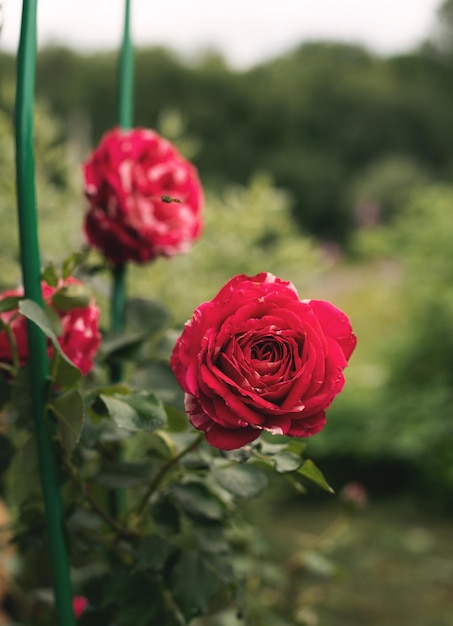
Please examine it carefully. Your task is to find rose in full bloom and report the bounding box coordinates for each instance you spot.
[0,278,101,375]
[83,127,204,265]
[170,273,356,450]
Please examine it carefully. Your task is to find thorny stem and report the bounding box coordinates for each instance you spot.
[61,453,138,539]
[136,432,204,518]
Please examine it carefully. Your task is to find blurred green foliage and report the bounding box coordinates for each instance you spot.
[2,5,453,511]
[3,25,453,244]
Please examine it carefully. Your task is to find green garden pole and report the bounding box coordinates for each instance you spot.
[15,2,75,624]
[110,0,134,384]
[109,0,134,516]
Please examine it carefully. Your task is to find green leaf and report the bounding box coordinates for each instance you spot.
[0,434,15,474]
[125,297,170,335]
[99,392,167,432]
[298,459,334,493]
[50,389,84,456]
[171,552,223,622]
[171,481,225,521]
[132,360,183,407]
[212,462,268,498]
[133,535,172,573]
[272,451,303,473]
[100,332,147,362]
[165,405,189,433]
[0,296,21,314]
[193,522,229,554]
[40,262,59,287]
[96,461,154,488]
[62,252,86,279]
[52,282,91,312]
[0,372,10,411]
[18,299,81,386]
[10,366,33,428]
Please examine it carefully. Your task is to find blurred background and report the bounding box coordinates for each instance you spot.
[2,1,453,624]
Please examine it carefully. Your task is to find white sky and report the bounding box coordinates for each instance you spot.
[0,0,445,69]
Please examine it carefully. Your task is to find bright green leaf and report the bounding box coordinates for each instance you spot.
[165,405,189,432]
[298,459,334,493]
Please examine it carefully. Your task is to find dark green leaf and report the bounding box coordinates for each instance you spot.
[171,481,225,521]
[298,459,334,493]
[10,366,33,428]
[125,297,170,335]
[0,371,10,410]
[50,389,84,456]
[96,461,154,488]
[212,462,268,498]
[0,434,15,474]
[100,332,147,362]
[0,296,21,314]
[99,392,166,432]
[193,523,229,554]
[133,535,172,573]
[171,552,223,621]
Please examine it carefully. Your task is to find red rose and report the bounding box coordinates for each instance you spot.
[0,278,101,376]
[83,127,204,265]
[170,273,356,450]
[72,595,88,619]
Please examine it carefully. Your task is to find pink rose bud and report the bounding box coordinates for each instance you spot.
[72,595,88,619]
[83,127,204,265]
[171,273,356,450]
[340,482,368,509]
[0,277,101,375]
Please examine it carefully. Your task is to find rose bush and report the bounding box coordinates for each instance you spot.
[171,272,356,450]
[83,127,204,265]
[0,277,101,375]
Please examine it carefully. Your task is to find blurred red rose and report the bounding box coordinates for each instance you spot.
[72,595,88,619]
[0,277,101,375]
[83,127,203,265]
[171,272,356,450]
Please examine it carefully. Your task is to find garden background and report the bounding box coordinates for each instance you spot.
[1,1,453,624]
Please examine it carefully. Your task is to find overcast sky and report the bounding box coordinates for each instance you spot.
[0,0,445,68]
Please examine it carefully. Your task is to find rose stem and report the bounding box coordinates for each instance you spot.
[15,2,75,624]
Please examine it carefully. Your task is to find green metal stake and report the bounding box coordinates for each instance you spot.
[109,0,134,516]
[15,1,75,624]
[109,0,134,384]
[118,0,134,131]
